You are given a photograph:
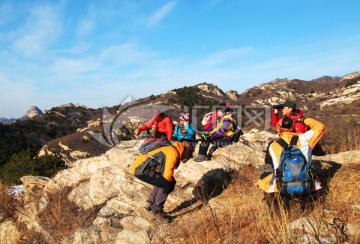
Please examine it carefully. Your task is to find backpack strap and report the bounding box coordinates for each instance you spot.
[276,138,288,149]
[290,135,299,146]
[277,135,299,149]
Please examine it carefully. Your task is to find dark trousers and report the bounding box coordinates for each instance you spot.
[147,179,176,214]
[198,137,233,156]
[147,186,170,214]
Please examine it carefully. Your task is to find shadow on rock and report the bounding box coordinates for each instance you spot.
[167,168,233,218]
[167,197,202,217]
[192,168,233,203]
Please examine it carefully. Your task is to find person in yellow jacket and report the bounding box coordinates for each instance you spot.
[194,105,237,162]
[130,141,191,224]
[256,116,325,194]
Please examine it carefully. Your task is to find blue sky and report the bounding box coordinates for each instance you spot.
[1,0,359,118]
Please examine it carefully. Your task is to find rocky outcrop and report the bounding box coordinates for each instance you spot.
[58,103,89,109]
[6,130,272,242]
[226,90,239,100]
[341,71,360,81]
[25,106,43,118]
[197,83,225,97]
[2,129,360,242]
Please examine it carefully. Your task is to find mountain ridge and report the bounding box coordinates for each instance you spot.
[0,71,359,165]
[34,71,360,163]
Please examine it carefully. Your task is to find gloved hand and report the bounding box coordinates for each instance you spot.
[202,133,210,141]
[135,128,141,135]
[237,128,244,136]
[296,117,305,123]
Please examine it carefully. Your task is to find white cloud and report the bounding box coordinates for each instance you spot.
[77,18,94,37]
[12,4,62,57]
[99,42,159,66]
[76,5,96,37]
[49,57,100,82]
[194,47,252,68]
[0,72,36,117]
[147,1,176,27]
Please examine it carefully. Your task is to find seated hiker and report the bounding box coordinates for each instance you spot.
[193,105,237,162]
[202,102,232,132]
[130,141,192,224]
[256,115,325,201]
[172,113,195,142]
[271,100,309,134]
[136,109,174,141]
[172,113,196,160]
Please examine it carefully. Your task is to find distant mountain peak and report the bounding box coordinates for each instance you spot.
[196,83,226,97]
[58,103,89,109]
[25,106,43,118]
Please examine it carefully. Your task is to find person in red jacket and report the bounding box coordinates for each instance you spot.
[271,100,308,134]
[136,109,174,141]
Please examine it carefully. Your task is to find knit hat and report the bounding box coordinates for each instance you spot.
[153,109,160,118]
[216,103,231,113]
[180,113,190,122]
[282,100,296,109]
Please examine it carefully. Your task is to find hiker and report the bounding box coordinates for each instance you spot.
[172,113,196,142]
[271,100,308,134]
[130,141,192,224]
[193,105,237,162]
[257,115,325,197]
[172,113,196,161]
[136,109,174,141]
[202,102,232,132]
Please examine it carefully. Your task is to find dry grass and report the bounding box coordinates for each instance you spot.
[35,186,103,240]
[153,163,360,243]
[322,126,360,154]
[0,183,104,243]
[0,184,19,220]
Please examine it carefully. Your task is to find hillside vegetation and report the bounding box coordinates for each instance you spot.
[0,106,101,183]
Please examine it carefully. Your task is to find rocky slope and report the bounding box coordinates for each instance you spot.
[1,130,360,243]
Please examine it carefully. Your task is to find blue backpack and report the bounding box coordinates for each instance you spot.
[276,136,314,195]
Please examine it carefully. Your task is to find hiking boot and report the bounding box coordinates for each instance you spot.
[144,202,152,211]
[152,212,170,224]
[193,154,207,162]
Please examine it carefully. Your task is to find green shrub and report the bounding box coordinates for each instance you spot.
[173,86,215,110]
[0,149,67,184]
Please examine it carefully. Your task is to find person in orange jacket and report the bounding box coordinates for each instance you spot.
[257,115,325,194]
[130,141,192,224]
[136,109,174,141]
